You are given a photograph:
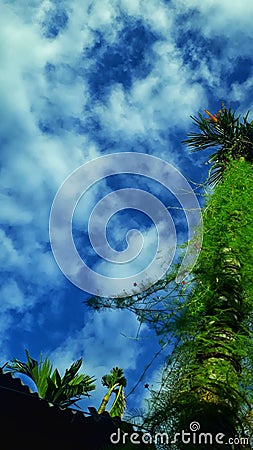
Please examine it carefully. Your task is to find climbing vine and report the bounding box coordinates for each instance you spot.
[144,158,253,449]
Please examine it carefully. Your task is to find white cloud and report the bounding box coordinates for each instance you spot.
[0,229,25,269]
[176,0,253,36]
[0,279,32,313]
[89,12,207,156]
[0,3,104,327]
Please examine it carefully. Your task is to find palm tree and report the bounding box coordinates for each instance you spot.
[144,106,253,449]
[97,366,127,418]
[184,104,253,185]
[6,349,96,408]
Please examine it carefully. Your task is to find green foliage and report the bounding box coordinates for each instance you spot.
[194,158,253,300]
[6,349,96,408]
[144,145,253,449]
[101,367,127,390]
[183,105,253,185]
[109,385,126,418]
[98,367,127,418]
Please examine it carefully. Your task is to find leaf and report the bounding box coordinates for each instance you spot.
[183,106,253,185]
[101,367,126,389]
[4,352,95,408]
[109,385,126,418]
[52,368,62,388]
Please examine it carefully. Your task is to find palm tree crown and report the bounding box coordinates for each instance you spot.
[98,367,127,418]
[183,104,253,185]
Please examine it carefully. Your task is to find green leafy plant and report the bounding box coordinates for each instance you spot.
[183,104,253,185]
[6,349,96,408]
[143,109,253,448]
[98,366,127,418]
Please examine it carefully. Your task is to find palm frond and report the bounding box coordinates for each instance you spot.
[98,367,127,416]
[5,351,96,408]
[183,105,253,185]
[109,385,126,418]
[101,367,127,389]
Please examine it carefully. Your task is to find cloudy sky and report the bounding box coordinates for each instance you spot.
[1,0,253,415]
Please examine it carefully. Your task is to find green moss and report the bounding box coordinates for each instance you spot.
[145,158,253,448]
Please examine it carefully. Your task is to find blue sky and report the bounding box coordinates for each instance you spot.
[1,0,253,415]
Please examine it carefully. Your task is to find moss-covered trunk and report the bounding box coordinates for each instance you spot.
[174,159,253,448]
[146,159,253,449]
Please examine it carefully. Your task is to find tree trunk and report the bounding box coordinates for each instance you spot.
[175,159,253,448]
[147,159,253,449]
